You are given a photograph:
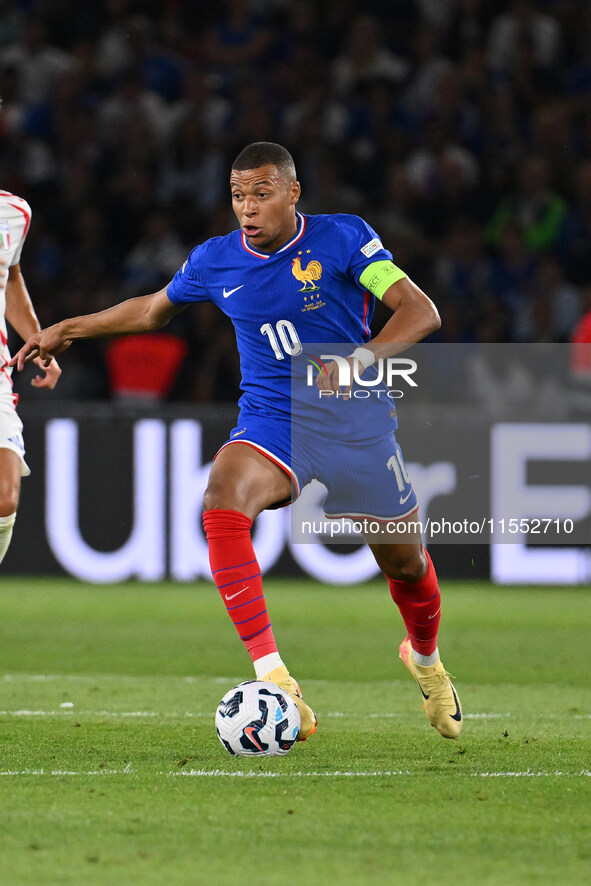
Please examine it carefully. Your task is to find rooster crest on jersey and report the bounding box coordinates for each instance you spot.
[292,251,322,292]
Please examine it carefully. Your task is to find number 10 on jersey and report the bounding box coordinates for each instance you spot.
[260,321,303,359]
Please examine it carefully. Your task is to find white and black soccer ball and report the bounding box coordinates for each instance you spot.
[215,680,301,756]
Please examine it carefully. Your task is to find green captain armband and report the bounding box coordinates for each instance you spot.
[359,260,407,301]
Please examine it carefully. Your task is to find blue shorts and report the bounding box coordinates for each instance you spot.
[217,409,418,521]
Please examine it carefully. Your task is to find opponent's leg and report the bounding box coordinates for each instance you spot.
[0,449,21,565]
[370,538,462,739]
[203,443,317,740]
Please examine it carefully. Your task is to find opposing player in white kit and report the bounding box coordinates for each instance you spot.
[0,187,61,564]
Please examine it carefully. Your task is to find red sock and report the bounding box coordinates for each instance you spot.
[387,549,440,656]
[203,509,277,663]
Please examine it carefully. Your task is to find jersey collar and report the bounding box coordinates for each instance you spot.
[240,211,306,259]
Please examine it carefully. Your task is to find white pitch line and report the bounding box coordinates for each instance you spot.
[2,674,96,682]
[0,710,208,718]
[174,769,591,779]
[1,674,240,683]
[472,770,591,778]
[0,710,59,716]
[0,704,516,720]
[0,769,126,776]
[176,769,414,778]
[0,768,590,779]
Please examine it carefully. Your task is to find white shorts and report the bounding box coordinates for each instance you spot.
[0,394,30,476]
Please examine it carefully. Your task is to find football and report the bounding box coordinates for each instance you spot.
[215,680,301,756]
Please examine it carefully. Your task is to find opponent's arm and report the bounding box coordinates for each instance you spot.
[10,286,185,370]
[5,263,62,389]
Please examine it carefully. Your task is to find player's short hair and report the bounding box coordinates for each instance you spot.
[232,142,297,181]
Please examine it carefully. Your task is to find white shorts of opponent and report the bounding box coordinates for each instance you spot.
[0,393,31,477]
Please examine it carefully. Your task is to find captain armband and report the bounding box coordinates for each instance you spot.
[359,260,407,301]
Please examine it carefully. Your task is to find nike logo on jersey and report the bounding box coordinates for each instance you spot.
[399,489,413,505]
[225,586,249,601]
[223,285,244,298]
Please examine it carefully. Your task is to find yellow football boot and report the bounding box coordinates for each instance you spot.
[399,637,462,739]
[262,665,317,741]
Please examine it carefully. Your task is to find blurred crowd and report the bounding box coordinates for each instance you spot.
[2,0,591,401]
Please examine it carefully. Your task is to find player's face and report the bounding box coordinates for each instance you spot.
[230,164,301,253]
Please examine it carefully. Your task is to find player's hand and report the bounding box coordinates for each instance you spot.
[30,355,62,390]
[315,357,354,398]
[9,324,73,371]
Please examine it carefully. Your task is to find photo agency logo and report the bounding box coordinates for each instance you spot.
[304,354,418,399]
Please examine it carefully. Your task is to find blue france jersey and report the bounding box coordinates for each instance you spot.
[167,212,392,415]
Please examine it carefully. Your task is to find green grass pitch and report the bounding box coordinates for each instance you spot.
[0,577,590,885]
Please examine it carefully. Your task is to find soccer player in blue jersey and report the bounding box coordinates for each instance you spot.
[12,142,462,742]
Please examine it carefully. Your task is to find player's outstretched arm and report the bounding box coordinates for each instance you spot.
[10,286,185,370]
[4,262,62,389]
